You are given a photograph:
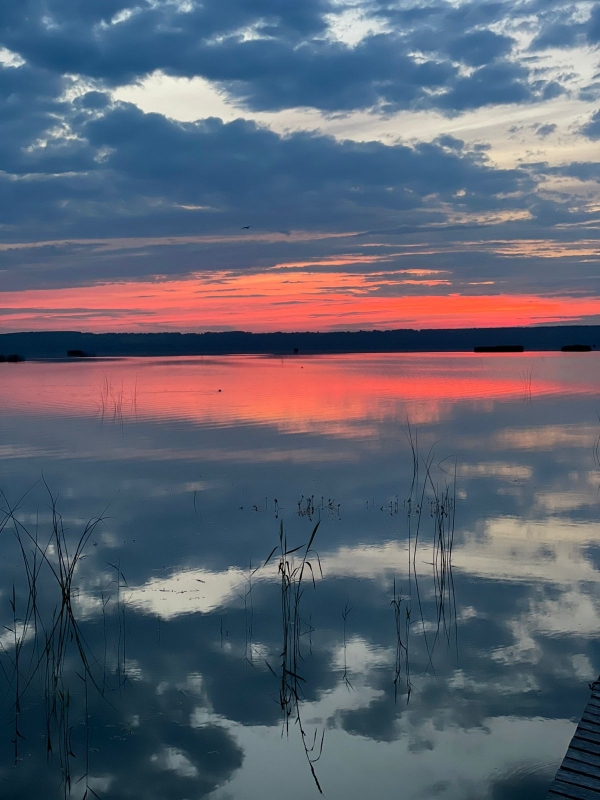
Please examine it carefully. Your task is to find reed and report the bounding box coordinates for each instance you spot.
[341,599,353,691]
[264,520,324,793]
[400,423,458,686]
[391,579,411,703]
[98,374,138,426]
[0,483,123,798]
[519,365,534,405]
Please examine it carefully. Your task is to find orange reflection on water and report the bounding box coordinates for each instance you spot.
[0,353,597,436]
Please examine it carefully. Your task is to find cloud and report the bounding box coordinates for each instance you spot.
[589,2,600,44]
[509,122,559,139]
[434,60,543,112]
[534,122,557,138]
[372,0,507,34]
[0,62,88,174]
[530,21,586,51]
[412,25,515,68]
[0,97,536,246]
[0,0,573,114]
[79,103,530,197]
[580,108,600,139]
[579,77,600,103]
[528,1,597,50]
[446,29,514,66]
[0,0,598,318]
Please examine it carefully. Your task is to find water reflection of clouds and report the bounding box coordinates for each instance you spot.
[0,354,599,798]
[456,518,600,590]
[516,589,600,640]
[125,566,251,618]
[458,462,533,479]
[534,491,599,512]
[120,511,600,621]
[212,717,571,800]
[492,424,598,451]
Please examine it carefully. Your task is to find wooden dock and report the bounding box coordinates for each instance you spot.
[548,681,600,798]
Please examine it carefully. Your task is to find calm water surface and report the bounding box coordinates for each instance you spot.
[0,353,599,799]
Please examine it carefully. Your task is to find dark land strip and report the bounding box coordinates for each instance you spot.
[1,326,599,360]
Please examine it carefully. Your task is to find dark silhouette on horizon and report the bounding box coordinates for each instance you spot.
[1,326,599,359]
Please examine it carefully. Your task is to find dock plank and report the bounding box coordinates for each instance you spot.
[548,680,600,798]
[576,728,600,746]
[571,729,600,756]
[549,780,600,799]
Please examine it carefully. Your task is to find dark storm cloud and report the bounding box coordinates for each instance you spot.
[0,0,572,114]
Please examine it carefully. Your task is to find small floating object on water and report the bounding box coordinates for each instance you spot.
[560,343,593,352]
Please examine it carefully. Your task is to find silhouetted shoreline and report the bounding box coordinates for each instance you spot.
[0,326,598,359]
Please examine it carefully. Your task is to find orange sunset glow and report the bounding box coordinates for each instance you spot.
[2,270,600,332]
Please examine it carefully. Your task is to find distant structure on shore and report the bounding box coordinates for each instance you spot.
[0,353,24,363]
[1,326,600,359]
[67,349,94,357]
[560,344,593,352]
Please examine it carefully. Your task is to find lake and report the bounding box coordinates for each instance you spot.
[0,352,599,800]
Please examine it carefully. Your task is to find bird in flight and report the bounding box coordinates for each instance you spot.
[241,225,251,230]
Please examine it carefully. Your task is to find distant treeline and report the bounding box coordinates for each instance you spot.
[0,353,24,362]
[0,326,598,359]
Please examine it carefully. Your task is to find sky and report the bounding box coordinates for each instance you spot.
[0,0,600,332]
